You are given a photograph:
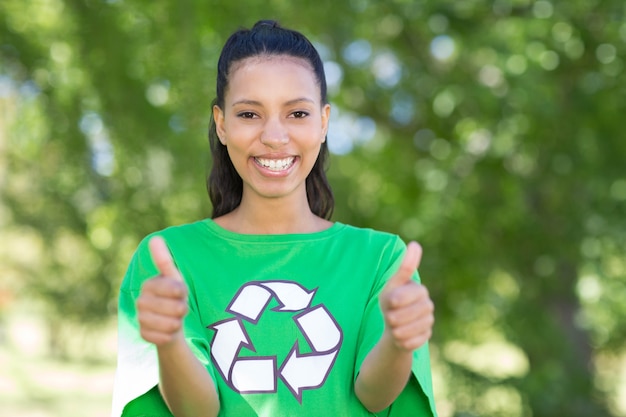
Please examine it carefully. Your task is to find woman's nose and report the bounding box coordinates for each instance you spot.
[260,118,289,148]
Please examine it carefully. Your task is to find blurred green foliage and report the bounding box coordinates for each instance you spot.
[1,0,625,416]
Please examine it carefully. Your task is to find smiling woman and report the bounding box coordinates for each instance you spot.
[112,20,437,417]
[212,56,331,231]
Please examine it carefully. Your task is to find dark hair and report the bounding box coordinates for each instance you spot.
[207,20,334,219]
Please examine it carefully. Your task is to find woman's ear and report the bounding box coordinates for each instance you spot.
[213,105,227,145]
[321,103,331,143]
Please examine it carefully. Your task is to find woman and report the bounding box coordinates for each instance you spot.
[112,20,437,417]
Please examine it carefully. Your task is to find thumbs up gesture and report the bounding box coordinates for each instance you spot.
[136,236,189,347]
[379,242,434,351]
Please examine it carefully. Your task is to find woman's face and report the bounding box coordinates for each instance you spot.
[213,55,330,206]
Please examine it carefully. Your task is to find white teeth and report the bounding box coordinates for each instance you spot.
[255,157,295,171]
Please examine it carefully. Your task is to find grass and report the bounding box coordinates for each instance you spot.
[0,311,116,417]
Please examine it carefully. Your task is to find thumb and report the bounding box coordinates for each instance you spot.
[386,241,422,290]
[148,236,182,281]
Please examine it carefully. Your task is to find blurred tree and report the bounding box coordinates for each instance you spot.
[1,0,625,415]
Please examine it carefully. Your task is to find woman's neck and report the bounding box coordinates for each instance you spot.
[213,194,332,235]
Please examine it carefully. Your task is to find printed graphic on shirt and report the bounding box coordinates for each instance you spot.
[207,280,343,402]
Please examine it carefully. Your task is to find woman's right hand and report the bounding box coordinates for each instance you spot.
[136,236,189,347]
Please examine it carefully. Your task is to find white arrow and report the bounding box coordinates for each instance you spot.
[261,281,316,311]
[295,305,342,352]
[209,319,252,380]
[208,280,344,402]
[279,347,338,401]
[231,357,277,393]
[227,284,272,322]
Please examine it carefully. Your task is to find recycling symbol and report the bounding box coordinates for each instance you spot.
[208,280,343,402]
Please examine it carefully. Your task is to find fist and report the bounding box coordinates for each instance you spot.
[136,236,189,346]
[379,242,434,351]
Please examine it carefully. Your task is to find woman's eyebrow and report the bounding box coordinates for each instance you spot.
[231,99,262,107]
[285,97,315,106]
[231,97,315,107]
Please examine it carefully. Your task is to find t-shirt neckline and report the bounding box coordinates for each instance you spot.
[203,218,346,242]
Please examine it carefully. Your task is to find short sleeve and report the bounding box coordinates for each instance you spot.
[111,235,218,417]
[354,236,437,417]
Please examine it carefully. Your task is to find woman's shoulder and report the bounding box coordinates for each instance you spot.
[334,222,407,253]
[336,222,402,241]
[143,219,212,245]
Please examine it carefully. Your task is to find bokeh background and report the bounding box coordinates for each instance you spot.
[1,0,625,416]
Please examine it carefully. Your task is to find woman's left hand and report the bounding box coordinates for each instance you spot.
[379,242,435,351]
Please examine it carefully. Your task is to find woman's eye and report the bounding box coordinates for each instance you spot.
[291,111,309,119]
[238,112,257,119]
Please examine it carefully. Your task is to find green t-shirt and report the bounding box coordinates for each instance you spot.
[112,219,437,417]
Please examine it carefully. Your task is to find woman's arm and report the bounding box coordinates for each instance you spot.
[355,242,434,412]
[136,236,220,417]
[157,339,219,417]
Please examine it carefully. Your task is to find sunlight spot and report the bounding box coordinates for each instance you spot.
[0,75,16,98]
[552,22,573,43]
[146,147,173,190]
[79,112,103,136]
[430,138,451,160]
[79,112,115,176]
[539,50,560,70]
[343,39,372,67]
[533,0,554,19]
[400,218,424,239]
[371,52,401,88]
[526,41,546,61]
[428,14,449,33]
[19,80,40,100]
[505,153,535,177]
[585,214,605,234]
[50,42,72,64]
[89,226,112,250]
[580,237,602,259]
[324,61,343,94]
[327,109,376,155]
[478,386,524,417]
[596,44,617,64]
[424,169,448,191]
[124,166,143,187]
[146,80,170,107]
[478,65,504,88]
[505,55,528,75]
[444,339,529,379]
[610,179,626,201]
[312,42,331,61]
[601,58,623,77]
[577,274,602,303]
[430,35,456,61]
[378,14,403,38]
[564,38,585,60]
[433,90,457,117]
[390,92,415,125]
[489,269,520,301]
[465,129,492,156]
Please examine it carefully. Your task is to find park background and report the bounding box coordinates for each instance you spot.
[1,0,625,416]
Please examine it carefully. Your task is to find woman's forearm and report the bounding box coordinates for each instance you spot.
[158,339,220,417]
[354,331,413,413]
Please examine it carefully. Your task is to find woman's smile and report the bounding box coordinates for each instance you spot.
[253,155,297,174]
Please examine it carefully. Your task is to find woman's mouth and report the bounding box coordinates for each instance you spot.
[254,156,296,172]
